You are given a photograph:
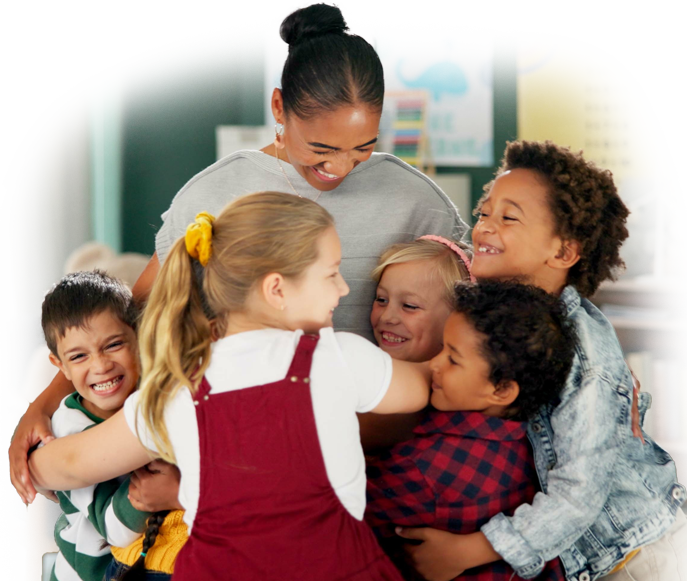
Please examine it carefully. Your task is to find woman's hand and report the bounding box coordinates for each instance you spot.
[396,527,500,581]
[9,408,55,505]
[10,367,78,504]
[128,459,183,512]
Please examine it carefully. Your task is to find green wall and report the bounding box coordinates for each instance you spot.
[121,57,265,255]
[120,50,516,254]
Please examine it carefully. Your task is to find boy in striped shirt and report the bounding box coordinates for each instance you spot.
[40,270,150,581]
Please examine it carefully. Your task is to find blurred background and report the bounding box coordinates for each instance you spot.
[0,14,687,581]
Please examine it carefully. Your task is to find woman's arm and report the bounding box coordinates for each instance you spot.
[9,370,73,503]
[29,409,152,493]
[371,360,431,414]
[131,252,160,305]
[9,253,161,504]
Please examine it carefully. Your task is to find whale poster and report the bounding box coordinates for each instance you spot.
[376,29,494,167]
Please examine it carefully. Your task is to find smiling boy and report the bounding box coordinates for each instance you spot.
[40,270,149,581]
[399,141,686,581]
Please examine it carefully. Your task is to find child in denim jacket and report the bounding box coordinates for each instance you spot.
[396,141,686,581]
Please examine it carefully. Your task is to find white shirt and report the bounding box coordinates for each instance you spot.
[124,327,392,532]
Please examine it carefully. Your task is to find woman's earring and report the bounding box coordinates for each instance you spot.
[274,122,284,147]
[280,304,286,311]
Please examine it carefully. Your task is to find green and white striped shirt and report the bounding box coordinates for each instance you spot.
[50,393,150,581]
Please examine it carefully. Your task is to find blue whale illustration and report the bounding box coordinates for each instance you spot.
[397,61,468,100]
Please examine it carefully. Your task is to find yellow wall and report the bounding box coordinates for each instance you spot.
[517,47,642,183]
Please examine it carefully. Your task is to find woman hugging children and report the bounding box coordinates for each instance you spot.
[21,139,686,581]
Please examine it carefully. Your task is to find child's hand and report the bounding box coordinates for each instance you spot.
[630,370,645,444]
[128,460,183,512]
[396,527,500,581]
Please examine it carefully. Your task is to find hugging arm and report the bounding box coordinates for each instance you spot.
[371,360,431,414]
[29,409,153,493]
[480,375,623,577]
[403,375,624,580]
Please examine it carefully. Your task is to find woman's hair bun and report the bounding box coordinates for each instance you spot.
[280,3,348,47]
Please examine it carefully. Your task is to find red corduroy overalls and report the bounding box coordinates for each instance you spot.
[172,334,403,580]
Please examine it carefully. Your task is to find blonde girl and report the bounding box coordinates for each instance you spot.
[371,236,474,363]
[361,235,474,452]
[28,192,434,581]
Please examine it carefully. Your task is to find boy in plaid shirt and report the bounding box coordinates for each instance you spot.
[365,281,575,580]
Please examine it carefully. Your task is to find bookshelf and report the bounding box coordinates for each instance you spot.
[592,280,687,485]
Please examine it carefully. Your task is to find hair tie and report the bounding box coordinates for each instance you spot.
[418,235,476,282]
[185,212,216,266]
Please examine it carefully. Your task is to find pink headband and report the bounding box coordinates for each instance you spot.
[418,235,476,282]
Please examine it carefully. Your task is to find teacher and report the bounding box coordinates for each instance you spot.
[10,2,467,501]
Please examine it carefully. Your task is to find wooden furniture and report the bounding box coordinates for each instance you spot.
[592,280,687,485]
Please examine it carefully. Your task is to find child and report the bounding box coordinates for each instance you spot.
[41,271,187,581]
[398,141,686,581]
[359,236,474,452]
[28,192,435,581]
[366,281,573,580]
[40,271,149,581]
[371,236,474,363]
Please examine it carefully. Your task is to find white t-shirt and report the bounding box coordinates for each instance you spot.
[124,327,392,532]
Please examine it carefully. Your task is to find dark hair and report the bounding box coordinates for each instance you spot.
[279,3,384,119]
[41,270,138,358]
[119,511,170,581]
[477,140,630,297]
[454,281,576,420]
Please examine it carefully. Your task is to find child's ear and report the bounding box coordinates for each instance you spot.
[549,239,581,270]
[489,380,520,408]
[261,272,286,312]
[48,352,70,380]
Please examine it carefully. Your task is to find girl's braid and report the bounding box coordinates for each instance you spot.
[119,510,171,581]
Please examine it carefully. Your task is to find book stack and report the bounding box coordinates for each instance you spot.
[627,351,687,440]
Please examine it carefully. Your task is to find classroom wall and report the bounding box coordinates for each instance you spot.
[122,29,517,254]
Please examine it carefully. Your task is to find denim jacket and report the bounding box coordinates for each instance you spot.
[482,286,685,581]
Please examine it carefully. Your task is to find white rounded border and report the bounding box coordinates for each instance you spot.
[0,0,687,579]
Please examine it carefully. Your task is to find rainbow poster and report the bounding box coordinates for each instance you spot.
[377,28,494,167]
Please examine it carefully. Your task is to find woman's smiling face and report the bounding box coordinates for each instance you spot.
[370,260,453,363]
[273,90,381,192]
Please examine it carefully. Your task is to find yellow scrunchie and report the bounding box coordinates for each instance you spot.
[185,211,215,266]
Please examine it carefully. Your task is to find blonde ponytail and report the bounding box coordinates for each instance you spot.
[137,237,212,463]
[136,192,334,462]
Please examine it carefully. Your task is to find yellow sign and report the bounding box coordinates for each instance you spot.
[518,18,687,183]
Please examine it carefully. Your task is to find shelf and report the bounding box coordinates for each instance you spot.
[656,440,687,454]
[608,317,687,332]
[599,279,687,295]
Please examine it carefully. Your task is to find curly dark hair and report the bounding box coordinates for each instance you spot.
[454,281,577,420]
[477,140,629,297]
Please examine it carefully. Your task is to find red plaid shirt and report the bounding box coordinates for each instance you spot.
[365,410,564,581]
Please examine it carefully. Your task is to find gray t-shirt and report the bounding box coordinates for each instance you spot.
[156,150,468,341]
